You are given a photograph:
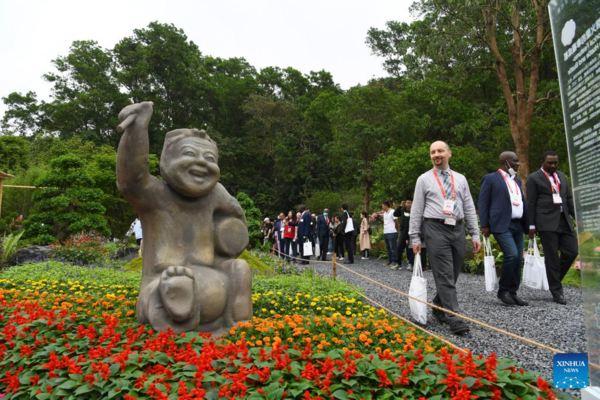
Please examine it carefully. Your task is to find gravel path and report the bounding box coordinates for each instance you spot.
[300,255,585,396]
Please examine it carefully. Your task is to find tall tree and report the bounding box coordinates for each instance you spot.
[367,0,554,180]
[328,84,404,212]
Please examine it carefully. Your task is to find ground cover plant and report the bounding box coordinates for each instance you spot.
[0,261,559,399]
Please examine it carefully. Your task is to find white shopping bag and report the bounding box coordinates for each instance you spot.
[344,213,354,233]
[303,240,313,257]
[522,237,544,290]
[315,238,320,258]
[409,253,428,325]
[483,236,497,292]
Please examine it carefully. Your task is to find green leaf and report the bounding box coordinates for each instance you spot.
[57,380,79,390]
[74,385,94,396]
[332,389,349,400]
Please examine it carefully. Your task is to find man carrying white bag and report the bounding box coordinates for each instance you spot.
[522,237,550,291]
[478,151,530,306]
[409,253,428,325]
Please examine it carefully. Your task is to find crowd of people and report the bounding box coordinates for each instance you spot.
[261,141,578,337]
[261,205,376,265]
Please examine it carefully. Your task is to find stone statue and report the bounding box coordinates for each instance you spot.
[116,101,252,335]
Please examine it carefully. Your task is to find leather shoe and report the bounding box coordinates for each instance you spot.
[432,306,448,324]
[449,320,470,335]
[498,292,516,306]
[510,294,529,306]
[553,294,567,305]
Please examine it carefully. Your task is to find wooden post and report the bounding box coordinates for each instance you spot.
[332,253,337,279]
[0,171,15,219]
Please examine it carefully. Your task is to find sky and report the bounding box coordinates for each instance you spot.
[0,0,413,119]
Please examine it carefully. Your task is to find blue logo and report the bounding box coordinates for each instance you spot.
[553,353,588,389]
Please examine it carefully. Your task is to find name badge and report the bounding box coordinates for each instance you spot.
[511,193,521,206]
[553,193,563,204]
[404,212,410,217]
[443,199,456,215]
[288,227,292,233]
[444,218,457,226]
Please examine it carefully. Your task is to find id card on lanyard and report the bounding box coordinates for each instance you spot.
[499,170,521,206]
[432,169,456,218]
[542,169,562,204]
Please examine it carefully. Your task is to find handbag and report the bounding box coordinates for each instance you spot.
[367,226,372,235]
[344,212,354,233]
[523,237,544,290]
[314,238,321,257]
[409,253,428,325]
[303,239,313,257]
[483,236,497,292]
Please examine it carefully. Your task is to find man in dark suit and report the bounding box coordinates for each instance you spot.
[526,151,577,305]
[297,205,311,264]
[316,209,331,261]
[340,203,355,264]
[479,151,529,306]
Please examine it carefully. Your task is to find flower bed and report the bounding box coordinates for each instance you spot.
[0,261,558,399]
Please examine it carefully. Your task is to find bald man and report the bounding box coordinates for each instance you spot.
[409,141,481,335]
[479,151,529,307]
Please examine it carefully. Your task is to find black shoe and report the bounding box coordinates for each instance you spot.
[432,306,448,324]
[510,294,529,306]
[498,292,516,306]
[553,294,567,305]
[449,320,470,335]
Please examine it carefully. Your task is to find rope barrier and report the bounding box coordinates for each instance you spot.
[261,251,599,370]
[261,252,550,395]
[333,262,600,370]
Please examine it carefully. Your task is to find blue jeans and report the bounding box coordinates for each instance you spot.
[493,221,524,295]
[384,233,398,263]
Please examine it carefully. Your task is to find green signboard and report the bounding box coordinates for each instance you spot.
[549,0,600,386]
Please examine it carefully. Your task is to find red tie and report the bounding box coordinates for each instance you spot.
[326,217,329,225]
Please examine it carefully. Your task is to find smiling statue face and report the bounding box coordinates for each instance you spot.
[161,137,220,198]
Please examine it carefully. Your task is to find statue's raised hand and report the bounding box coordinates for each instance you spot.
[117,101,154,133]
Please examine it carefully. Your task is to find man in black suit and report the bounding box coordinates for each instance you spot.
[340,203,355,264]
[526,151,578,305]
[316,209,331,261]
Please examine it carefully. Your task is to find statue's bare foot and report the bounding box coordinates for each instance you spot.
[159,266,196,322]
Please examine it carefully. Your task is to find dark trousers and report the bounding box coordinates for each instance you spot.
[384,233,398,263]
[319,234,329,260]
[284,238,297,261]
[344,233,355,263]
[423,220,466,323]
[335,235,345,258]
[398,230,411,263]
[493,220,524,295]
[538,214,578,295]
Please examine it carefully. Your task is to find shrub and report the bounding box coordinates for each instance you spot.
[49,235,110,265]
[236,191,262,248]
[1,231,24,263]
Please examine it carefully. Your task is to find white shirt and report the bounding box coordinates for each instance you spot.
[500,170,524,220]
[530,168,562,229]
[133,220,143,240]
[383,209,398,234]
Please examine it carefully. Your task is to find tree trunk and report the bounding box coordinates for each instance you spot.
[482,0,548,188]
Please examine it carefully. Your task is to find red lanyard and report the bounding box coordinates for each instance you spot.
[432,169,455,199]
[542,169,560,194]
[498,170,519,195]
